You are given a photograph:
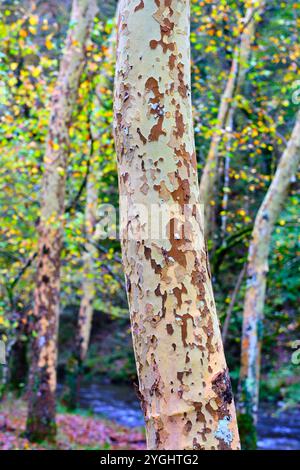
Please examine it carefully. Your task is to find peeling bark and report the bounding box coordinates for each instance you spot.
[26,0,96,442]
[238,110,300,448]
[199,3,262,238]
[114,0,240,450]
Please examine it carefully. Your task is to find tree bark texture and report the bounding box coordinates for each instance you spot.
[114,0,240,450]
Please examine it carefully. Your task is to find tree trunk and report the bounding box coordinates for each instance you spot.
[114,0,240,450]
[64,161,98,410]
[77,169,98,357]
[199,4,260,239]
[222,263,246,346]
[26,0,96,442]
[238,110,300,449]
[75,25,117,373]
[9,312,28,394]
[64,26,118,410]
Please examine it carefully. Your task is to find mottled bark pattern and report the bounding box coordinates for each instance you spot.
[26,0,96,441]
[239,110,300,435]
[114,0,240,450]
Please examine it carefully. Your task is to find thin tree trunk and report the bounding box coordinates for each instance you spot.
[199,4,260,238]
[238,110,300,448]
[114,0,240,450]
[26,0,96,442]
[8,311,29,393]
[75,26,117,371]
[220,106,234,237]
[76,169,98,359]
[222,263,246,346]
[72,157,98,375]
[65,154,98,410]
[65,26,118,410]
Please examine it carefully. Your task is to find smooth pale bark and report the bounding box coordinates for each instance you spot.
[238,110,300,447]
[220,106,234,237]
[26,0,96,442]
[114,0,240,450]
[199,4,260,238]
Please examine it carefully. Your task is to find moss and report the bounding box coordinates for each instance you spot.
[237,412,257,450]
[8,338,28,394]
[61,356,82,411]
[25,417,57,443]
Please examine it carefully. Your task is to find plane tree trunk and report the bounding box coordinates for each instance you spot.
[113,0,240,450]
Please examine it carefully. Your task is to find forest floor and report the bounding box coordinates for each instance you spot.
[0,398,146,450]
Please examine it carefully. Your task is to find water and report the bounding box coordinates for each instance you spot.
[78,382,300,450]
[79,382,144,428]
[257,407,300,450]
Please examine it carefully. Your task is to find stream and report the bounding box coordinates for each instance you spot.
[77,382,300,450]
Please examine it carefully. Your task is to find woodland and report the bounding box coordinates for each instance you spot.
[0,0,299,452]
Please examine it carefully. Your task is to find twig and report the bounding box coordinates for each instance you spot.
[222,263,247,346]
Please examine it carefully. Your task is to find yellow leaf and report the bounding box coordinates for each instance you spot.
[19,29,27,38]
[45,36,54,50]
[31,66,41,78]
[8,77,17,87]
[29,15,39,26]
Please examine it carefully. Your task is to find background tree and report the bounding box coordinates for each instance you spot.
[65,27,117,408]
[238,109,300,449]
[199,1,264,240]
[26,0,97,441]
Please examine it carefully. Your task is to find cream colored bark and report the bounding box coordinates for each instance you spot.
[26,0,96,441]
[199,3,261,238]
[238,110,300,428]
[114,0,240,450]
